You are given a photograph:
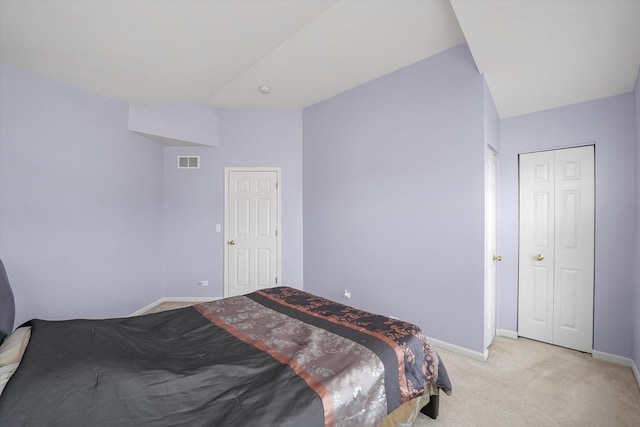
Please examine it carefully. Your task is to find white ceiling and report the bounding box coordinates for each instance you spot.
[1,0,639,118]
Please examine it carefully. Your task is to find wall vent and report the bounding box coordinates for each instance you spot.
[177,156,200,169]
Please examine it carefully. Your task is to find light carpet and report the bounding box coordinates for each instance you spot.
[413,336,640,426]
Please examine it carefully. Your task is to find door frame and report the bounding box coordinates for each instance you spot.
[485,147,498,349]
[224,167,281,297]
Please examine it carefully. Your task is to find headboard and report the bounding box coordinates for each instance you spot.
[0,259,16,342]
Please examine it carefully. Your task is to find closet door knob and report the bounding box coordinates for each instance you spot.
[228,240,235,245]
[535,254,544,261]
[493,255,502,261]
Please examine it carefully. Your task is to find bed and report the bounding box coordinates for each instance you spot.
[0,259,451,426]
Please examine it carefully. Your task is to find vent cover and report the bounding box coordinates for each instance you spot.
[177,156,200,169]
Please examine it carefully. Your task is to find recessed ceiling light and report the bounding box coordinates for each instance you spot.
[258,85,271,95]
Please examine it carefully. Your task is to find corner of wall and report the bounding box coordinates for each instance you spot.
[483,76,501,153]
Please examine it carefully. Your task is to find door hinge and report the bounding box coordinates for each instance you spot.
[275,229,278,237]
[275,277,278,285]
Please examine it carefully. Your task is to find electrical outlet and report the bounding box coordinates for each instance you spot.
[198,280,209,286]
[342,290,351,299]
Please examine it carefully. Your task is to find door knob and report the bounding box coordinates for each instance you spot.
[535,253,544,261]
[227,240,235,245]
[493,255,502,261]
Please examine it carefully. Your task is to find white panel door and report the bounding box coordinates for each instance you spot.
[225,169,279,297]
[552,147,594,352]
[518,150,555,344]
[518,146,594,353]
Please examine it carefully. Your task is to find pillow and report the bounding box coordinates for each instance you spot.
[0,326,31,366]
[0,326,31,396]
[0,363,19,395]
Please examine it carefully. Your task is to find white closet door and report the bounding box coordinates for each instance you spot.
[518,146,594,353]
[551,147,595,352]
[518,150,556,344]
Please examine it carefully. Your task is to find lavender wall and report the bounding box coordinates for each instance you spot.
[0,65,304,322]
[303,44,488,353]
[0,65,165,325]
[634,69,640,371]
[162,109,304,297]
[500,94,636,358]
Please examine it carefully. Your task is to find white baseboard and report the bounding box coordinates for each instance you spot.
[428,337,488,362]
[496,329,518,339]
[592,349,634,367]
[633,360,640,390]
[129,296,221,317]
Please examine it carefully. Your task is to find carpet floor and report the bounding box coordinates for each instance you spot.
[413,336,640,426]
